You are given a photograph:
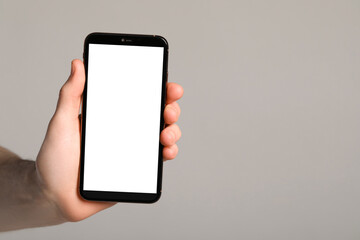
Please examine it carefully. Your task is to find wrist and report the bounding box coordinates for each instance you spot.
[0,159,66,231]
[34,161,68,223]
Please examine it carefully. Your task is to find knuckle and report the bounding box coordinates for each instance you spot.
[172,124,181,139]
[59,84,69,97]
[173,102,181,114]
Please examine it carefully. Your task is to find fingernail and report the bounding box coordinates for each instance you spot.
[71,61,75,75]
[169,130,176,143]
[165,105,176,115]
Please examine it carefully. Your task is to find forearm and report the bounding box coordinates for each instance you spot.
[0,147,65,232]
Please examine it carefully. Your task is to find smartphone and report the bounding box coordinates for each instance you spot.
[79,32,168,203]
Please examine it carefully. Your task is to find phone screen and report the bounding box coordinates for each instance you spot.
[83,43,164,194]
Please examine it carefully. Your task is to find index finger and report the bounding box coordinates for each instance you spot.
[166,82,184,104]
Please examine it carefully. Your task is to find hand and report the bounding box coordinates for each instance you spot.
[35,60,183,222]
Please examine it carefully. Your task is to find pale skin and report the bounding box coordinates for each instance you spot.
[0,59,183,232]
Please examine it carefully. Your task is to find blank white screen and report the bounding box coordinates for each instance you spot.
[83,44,164,193]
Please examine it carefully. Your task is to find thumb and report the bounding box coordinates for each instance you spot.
[55,59,85,118]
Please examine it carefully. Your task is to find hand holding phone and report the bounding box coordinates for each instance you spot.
[35,33,183,221]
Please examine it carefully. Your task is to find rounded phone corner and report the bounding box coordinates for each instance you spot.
[146,192,162,204]
[84,32,101,44]
[79,189,91,201]
[154,35,169,49]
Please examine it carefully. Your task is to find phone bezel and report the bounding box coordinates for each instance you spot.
[79,32,168,203]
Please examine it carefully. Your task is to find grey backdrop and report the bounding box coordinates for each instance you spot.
[1,0,360,239]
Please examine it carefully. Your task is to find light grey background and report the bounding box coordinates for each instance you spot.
[1,0,360,239]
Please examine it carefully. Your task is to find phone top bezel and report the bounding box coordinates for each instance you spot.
[79,32,168,203]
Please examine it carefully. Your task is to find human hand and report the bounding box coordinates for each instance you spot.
[35,60,183,222]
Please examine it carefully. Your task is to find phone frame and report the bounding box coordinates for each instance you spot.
[79,32,169,203]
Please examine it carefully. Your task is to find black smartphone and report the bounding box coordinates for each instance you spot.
[79,32,168,203]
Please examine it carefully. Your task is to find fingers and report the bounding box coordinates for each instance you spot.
[160,124,181,147]
[163,144,178,160]
[163,83,183,160]
[164,101,181,124]
[166,82,183,104]
[56,59,85,117]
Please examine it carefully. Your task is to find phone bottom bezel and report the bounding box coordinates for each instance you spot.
[80,190,161,203]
